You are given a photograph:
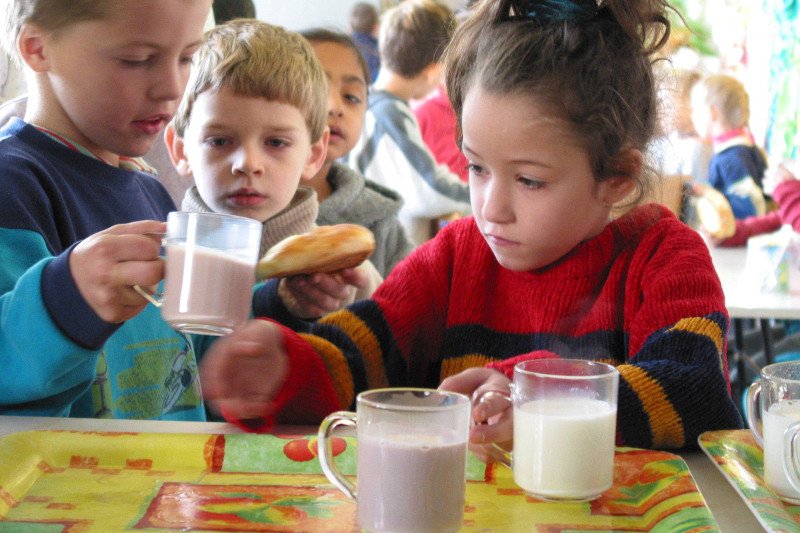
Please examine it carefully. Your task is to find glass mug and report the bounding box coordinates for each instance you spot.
[475,358,619,501]
[746,360,800,503]
[318,388,470,533]
[134,211,262,336]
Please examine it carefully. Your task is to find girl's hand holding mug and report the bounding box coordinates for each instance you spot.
[439,367,513,459]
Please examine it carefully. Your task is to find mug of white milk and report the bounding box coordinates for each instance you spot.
[476,358,619,501]
[746,361,800,503]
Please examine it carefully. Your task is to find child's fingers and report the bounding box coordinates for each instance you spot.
[472,388,512,424]
[338,267,369,289]
[103,220,167,237]
[470,415,513,446]
[439,367,498,396]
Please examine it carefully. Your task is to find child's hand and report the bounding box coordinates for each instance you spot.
[278,267,369,319]
[69,220,166,323]
[440,368,513,460]
[199,319,289,421]
[763,160,799,195]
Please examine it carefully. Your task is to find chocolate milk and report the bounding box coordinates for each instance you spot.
[356,428,467,533]
[161,244,254,335]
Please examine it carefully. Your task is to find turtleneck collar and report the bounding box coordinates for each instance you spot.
[181,185,320,257]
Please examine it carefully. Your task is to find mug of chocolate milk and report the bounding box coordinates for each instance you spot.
[318,388,470,533]
[134,211,261,336]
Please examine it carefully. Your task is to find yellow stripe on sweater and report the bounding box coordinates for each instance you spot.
[320,310,389,390]
[621,365,685,448]
[299,333,354,410]
[670,317,724,356]
[441,354,494,379]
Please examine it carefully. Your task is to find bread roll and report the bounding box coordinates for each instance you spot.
[695,187,736,240]
[256,224,375,280]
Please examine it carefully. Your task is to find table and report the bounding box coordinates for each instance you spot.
[0,415,765,532]
[710,246,800,321]
[709,246,800,401]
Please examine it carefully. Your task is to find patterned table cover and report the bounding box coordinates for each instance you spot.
[0,430,718,532]
[699,429,800,533]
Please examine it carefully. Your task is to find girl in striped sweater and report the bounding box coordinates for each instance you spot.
[199,0,743,449]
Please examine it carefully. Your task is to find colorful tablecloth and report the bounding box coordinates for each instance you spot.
[0,430,718,532]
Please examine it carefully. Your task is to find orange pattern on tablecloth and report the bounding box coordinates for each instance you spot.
[134,482,356,531]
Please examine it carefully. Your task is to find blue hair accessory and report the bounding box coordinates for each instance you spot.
[511,0,599,24]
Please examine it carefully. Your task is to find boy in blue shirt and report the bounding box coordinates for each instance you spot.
[0,0,212,420]
[691,73,768,219]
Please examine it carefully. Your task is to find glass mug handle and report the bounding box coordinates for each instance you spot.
[133,284,163,307]
[472,389,514,467]
[745,381,764,445]
[318,410,357,499]
[133,232,166,307]
[784,421,800,492]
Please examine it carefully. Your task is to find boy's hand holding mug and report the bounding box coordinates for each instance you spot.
[69,220,166,324]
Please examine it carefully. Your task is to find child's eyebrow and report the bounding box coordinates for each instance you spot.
[342,75,367,87]
[326,71,366,87]
[118,39,204,51]
[462,143,553,169]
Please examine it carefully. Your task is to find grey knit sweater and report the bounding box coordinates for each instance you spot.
[317,162,413,277]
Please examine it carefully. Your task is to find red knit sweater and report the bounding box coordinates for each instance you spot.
[256,204,742,449]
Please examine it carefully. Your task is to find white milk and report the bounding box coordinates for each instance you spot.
[513,397,616,500]
[763,400,800,502]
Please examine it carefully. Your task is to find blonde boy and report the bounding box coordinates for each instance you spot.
[691,73,767,219]
[165,20,381,319]
[0,0,212,420]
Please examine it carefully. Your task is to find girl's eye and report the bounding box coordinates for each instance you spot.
[518,176,545,190]
[179,55,194,66]
[468,163,488,177]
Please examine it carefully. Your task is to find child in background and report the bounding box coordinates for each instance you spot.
[691,73,768,219]
[0,0,212,419]
[197,0,742,446]
[165,20,382,320]
[414,84,469,182]
[348,0,471,246]
[713,160,800,246]
[300,28,413,278]
[348,2,381,83]
[652,68,712,185]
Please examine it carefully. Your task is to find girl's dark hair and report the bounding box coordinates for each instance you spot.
[446,0,673,203]
[300,28,371,88]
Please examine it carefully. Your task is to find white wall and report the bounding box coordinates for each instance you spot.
[253,0,380,31]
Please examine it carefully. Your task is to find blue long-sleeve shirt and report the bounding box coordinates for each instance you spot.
[0,118,205,420]
[708,143,767,219]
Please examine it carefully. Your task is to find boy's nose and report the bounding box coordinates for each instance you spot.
[232,145,265,177]
[151,64,186,102]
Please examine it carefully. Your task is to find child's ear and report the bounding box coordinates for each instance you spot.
[301,127,330,181]
[164,123,193,177]
[422,62,445,87]
[599,148,642,205]
[17,24,49,72]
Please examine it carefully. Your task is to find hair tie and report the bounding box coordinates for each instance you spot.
[511,0,599,24]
